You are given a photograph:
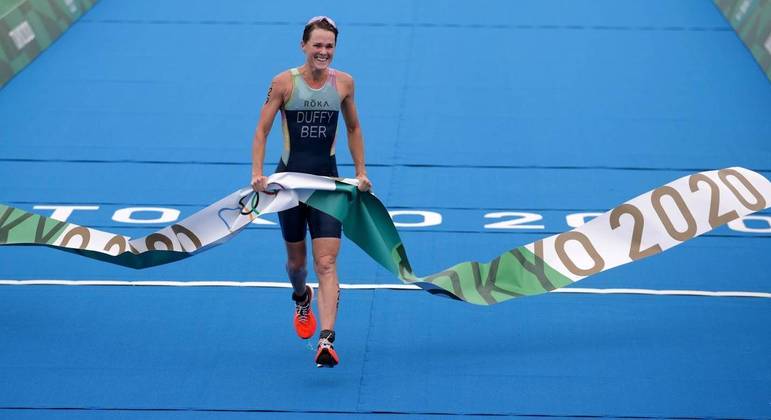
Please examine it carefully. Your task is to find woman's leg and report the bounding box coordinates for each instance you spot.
[311,237,340,331]
[284,240,307,297]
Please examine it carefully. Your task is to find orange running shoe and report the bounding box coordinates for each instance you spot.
[315,330,339,368]
[292,285,317,339]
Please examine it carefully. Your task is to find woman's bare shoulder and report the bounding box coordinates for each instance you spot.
[272,70,293,85]
[335,69,354,84]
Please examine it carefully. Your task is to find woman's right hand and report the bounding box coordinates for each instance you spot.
[251,174,269,192]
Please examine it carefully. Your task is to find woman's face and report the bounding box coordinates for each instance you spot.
[302,28,336,71]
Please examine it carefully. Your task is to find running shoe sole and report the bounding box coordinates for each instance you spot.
[315,347,339,368]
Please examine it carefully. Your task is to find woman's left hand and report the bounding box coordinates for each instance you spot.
[356,174,372,192]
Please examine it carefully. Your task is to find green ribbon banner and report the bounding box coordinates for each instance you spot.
[2,168,770,305]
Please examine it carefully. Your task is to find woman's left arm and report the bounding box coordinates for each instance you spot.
[340,74,372,191]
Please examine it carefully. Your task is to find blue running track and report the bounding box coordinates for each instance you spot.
[1,0,770,418]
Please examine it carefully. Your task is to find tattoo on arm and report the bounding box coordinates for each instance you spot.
[265,86,273,104]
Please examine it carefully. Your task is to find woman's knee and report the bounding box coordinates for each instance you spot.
[313,254,337,276]
[286,257,307,275]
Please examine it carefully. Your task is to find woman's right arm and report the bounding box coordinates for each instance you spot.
[251,73,289,191]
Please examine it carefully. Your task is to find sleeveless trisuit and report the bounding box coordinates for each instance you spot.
[276,67,343,241]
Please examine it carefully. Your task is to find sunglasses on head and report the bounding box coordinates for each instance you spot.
[306,16,337,29]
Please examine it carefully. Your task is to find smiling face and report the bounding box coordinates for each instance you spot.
[301,28,336,72]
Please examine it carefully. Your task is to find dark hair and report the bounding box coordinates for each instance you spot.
[302,18,338,43]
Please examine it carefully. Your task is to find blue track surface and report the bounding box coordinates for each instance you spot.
[1,0,770,418]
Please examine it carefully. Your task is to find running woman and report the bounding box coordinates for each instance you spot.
[250,16,372,368]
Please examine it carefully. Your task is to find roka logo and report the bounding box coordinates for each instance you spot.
[304,99,330,108]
